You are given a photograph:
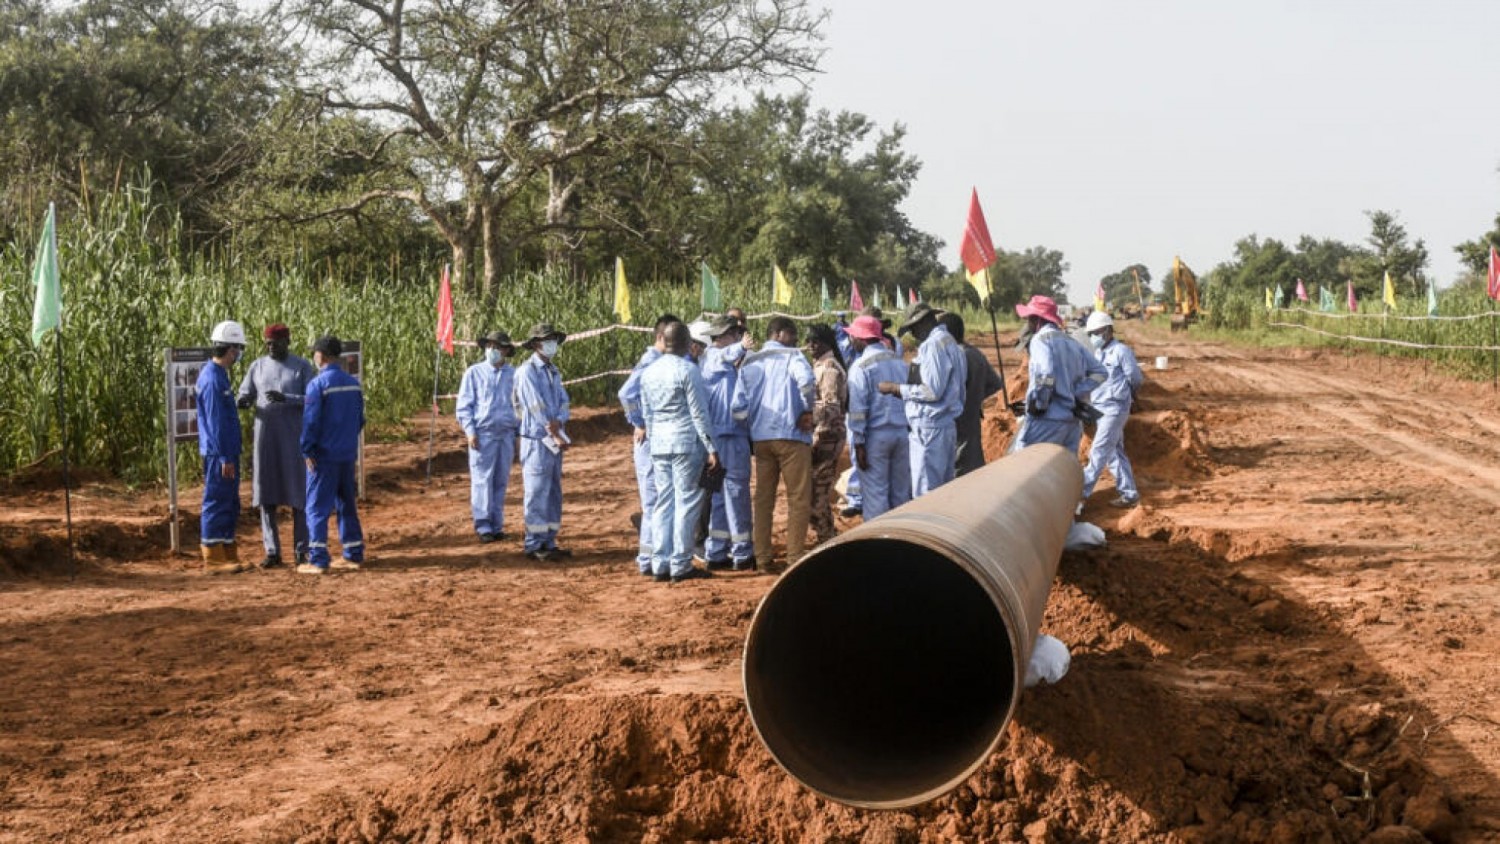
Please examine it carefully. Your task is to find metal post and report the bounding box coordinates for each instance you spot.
[54,333,76,579]
[165,350,180,553]
[425,348,441,482]
[985,305,1010,404]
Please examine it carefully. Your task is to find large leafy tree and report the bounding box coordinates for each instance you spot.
[1453,212,1500,279]
[1097,263,1152,306]
[0,0,283,240]
[1348,210,1429,296]
[262,0,823,296]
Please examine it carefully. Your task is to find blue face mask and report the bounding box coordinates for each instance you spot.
[485,347,504,366]
[540,340,560,358]
[1089,334,1105,350]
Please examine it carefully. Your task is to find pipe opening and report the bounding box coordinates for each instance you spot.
[744,538,1017,807]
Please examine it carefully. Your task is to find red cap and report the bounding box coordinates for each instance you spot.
[847,315,886,341]
[1014,295,1063,328]
[263,323,290,340]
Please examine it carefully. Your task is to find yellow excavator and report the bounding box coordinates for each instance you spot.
[1171,255,1200,330]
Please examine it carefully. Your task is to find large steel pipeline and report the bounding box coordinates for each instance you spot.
[742,444,1082,809]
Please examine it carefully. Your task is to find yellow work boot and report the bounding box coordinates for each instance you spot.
[203,544,242,575]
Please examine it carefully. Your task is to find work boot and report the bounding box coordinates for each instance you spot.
[259,554,283,570]
[202,544,242,575]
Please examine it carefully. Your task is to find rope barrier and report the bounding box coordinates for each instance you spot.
[1275,306,1500,323]
[1267,321,1500,352]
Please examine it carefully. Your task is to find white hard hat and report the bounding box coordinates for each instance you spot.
[210,320,247,346]
[1085,311,1114,333]
[687,320,713,347]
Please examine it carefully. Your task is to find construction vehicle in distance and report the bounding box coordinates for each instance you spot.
[1171,256,1201,331]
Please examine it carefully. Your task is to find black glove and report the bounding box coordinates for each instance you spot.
[266,390,286,403]
[236,395,253,410]
[1007,401,1026,417]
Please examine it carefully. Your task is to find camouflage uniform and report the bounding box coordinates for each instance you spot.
[809,351,848,544]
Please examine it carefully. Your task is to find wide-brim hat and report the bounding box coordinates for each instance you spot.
[847,315,885,341]
[524,322,566,346]
[479,330,514,349]
[1015,295,1063,328]
[706,315,741,338]
[858,305,892,329]
[897,301,937,335]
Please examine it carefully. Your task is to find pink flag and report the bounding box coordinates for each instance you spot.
[435,264,455,354]
[909,287,918,305]
[1346,280,1357,312]
[1295,279,1308,302]
[850,280,865,312]
[1488,245,1500,301]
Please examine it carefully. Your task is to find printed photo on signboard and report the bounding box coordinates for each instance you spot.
[174,386,195,411]
[174,411,198,438]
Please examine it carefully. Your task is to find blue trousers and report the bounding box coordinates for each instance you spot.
[200,455,239,546]
[705,434,752,563]
[650,449,707,577]
[909,423,957,499]
[469,428,516,535]
[306,460,363,566]
[1016,416,1083,456]
[1082,407,1137,500]
[860,426,911,521]
[520,437,563,553]
[633,438,656,571]
[259,505,307,559]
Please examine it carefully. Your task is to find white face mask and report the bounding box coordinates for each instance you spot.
[485,347,504,366]
[539,339,560,358]
[1090,334,1105,349]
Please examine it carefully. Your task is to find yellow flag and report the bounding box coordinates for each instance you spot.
[1265,287,1272,310]
[966,266,991,302]
[614,256,632,323]
[1382,270,1396,308]
[772,263,793,306]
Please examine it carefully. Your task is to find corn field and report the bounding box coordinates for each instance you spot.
[2,188,911,484]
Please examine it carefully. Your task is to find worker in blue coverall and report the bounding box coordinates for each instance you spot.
[833,304,903,516]
[297,335,365,574]
[1081,311,1145,510]
[699,315,754,569]
[618,314,679,573]
[515,322,572,562]
[197,320,248,573]
[640,321,720,583]
[879,301,966,499]
[845,315,911,521]
[456,330,519,543]
[1013,295,1107,456]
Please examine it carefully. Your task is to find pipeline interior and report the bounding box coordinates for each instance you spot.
[745,538,1017,807]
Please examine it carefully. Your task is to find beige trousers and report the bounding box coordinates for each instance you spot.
[753,439,812,567]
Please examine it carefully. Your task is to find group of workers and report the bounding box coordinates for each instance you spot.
[194,320,365,575]
[191,292,1144,579]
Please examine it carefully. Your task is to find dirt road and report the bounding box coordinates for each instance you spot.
[1,328,1497,842]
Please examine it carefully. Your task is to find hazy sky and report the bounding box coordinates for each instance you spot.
[806,0,1500,304]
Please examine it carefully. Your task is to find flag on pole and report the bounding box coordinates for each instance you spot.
[1427,281,1439,317]
[701,261,722,311]
[820,278,832,312]
[872,286,882,309]
[1319,285,1335,312]
[850,280,865,312]
[772,263,793,307]
[1488,245,1500,301]
[1274,284,1285,309]
[30,202,60,347]
[1094,283,1106,312]
[1265,287,1273,310]
[1295,278,1308,302]
[897,285,905,306]
[909,287,919,305]
[434,263,455,354]
[959,188,996,303]
[1347,280,1357,312]
[614,257,632,323]
[1382,270,1397,309]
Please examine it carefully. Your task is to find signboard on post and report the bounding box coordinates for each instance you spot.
[164,348,212,553]
[340,340,366,499]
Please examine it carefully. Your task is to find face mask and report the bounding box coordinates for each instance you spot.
[485,347,504,366]
[540,340,560,358]
[1090,334,1105,349]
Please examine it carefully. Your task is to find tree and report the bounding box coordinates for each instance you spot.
[992,246,1069,309]
[267,0,823,296]
[1454,212,1500,276]
[1353,210,1429,297]
[1097,263,1152,307]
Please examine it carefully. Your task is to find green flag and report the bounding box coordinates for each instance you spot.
[1426,281,1438,317]
[30,202,60,347]
[700,261,721,311]
[1319,285,1334,312]
[1273,284,1285,309]
[872,286,882,309]
[820,278,831,312]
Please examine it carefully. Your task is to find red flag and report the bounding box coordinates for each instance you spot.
[959,188,996,274]
[1488,245,1500,301]
[1347,280,1357,312]
[435,264,455,355]
[909,287,918,305]
[849,279,865,312]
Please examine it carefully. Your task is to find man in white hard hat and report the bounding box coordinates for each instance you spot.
[197,320,247,573]
[1081,311,1144,510]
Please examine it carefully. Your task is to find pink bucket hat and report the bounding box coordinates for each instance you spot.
[846,315,886,341]
[1015,295,1063,327]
